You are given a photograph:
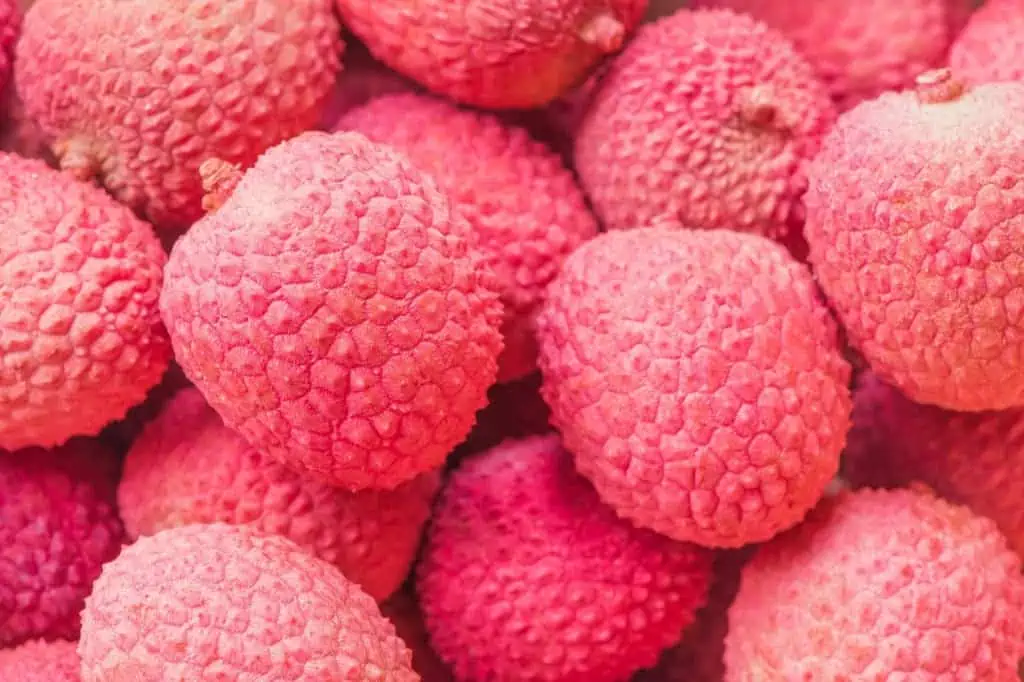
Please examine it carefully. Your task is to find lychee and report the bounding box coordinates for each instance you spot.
[0,153,169,451]
[695,0,972,109]
[0,640,81,682]
[79,523,418,681]
[574,9,836,242]
[15,0,343,231]
[119,387,441,601]
[0,0,17,95]
[725,487,1024,680]
[161,131,504,490]
[537,226,851,547]
[333,0,647,109]
[804,70,1024,412]
[950,0,1024,86]
[337,92,598,382]
[0,439,124,646]
[417,435,714,682]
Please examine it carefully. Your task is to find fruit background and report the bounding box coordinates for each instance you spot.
[1,0,1024,680]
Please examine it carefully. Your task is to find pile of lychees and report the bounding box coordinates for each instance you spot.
[3,0,1024,679]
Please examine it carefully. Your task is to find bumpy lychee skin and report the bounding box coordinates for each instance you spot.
[574,9,836,241]
[805,73,1024,412]
[418,435,714,682]
[79,523,418,682]
[15,0,343,231]
[0,0,17,94]
[338,93,598,382]
[0,440,124,646]
[950,0,1024,86]
[696,0,971,110]
[537,227,851,547]
[725,488,1024,680]
[844,372,1024,558]
[0,153,169,451]
[161,131,504,490]
[119,387,441,601]
[334,0,647,109]
[0,640,81,682]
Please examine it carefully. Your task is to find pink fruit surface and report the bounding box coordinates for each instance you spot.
[0,639,81,681]
[950,0,1024,85]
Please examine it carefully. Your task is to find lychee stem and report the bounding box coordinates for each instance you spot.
[579,12,625,53]
[736,85,788,131]
[54,136,100,182]
[915,68,965,104]
[200,158,243,212]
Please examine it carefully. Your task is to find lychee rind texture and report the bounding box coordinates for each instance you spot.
[844,372,1024,558]
[0,0,17,95]
[334,0,647,109]
[79,523,418,681]
[417,435,714,682]
[725,488,1024,680]
[0,153,170,451]
[337,92,598,382]
[0,639,81,682]
[574,9,836,241]
[119,387,441,601]
[15,0,343,231]
[0,440,124,647]
[950,0,1024,86]
[161,131,504,490]
[537,227,852,547]
[695,0,972,110]
[804,79,1024,412]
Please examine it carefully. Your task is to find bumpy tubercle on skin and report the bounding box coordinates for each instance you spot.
[579,11,627,52]
[53,135,101,182]
[736,84,791,131]
[915,67,966,104]
[200,158,243,212]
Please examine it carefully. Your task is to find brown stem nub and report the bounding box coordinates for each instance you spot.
[736,85,789,131]
[54,136,100,182]
[915,68,965,104]
[200,158,243,212]
[579,12,626,53]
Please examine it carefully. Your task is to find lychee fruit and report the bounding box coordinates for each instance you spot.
[337,92,598,382]
[0,0,17,94]
[537,226,851,547]
[725,487,1024,680]
[0,640,81,682]
[15,0,343,231]
[161,131,504,490]
[119,387,441,601]
[0,153,169,451]
[804,70,1024,412]
[574,9,836,242]
[0,439,124,646]
[381,588,453,682]
[695,0,972,110]
[333,0,647,109]
[79,523,418,682]
[843,371,1024,558]
[417,435,714,682]
[950,0,1024,86]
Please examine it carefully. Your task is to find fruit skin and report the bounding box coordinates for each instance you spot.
[15,0,343,231]
[950,0,1024,86]
[0,0,17,94]
[695,0,972,110]
[0,639,81,681]
[417,435,714,682]
[0,440,124,647]
[0,153,169,451]
[725,487,1024,681]
[805,75,1024,412]
[843,371,1024,558]
[79,523,418,682]
[574,9,835,242]
[334,0,647,109]
[161,131,504,491]
[537,226,851,547]
[337,92,598,382]
[119,387,441,602]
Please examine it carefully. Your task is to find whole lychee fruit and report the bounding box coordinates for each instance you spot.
[0,440,124,646]
[725,487,1024,680]
[574,9,836,242]
[537,226,851,547]
[950,0,1024,86]
[161,131,504,490]
[805,70,1024,412]
[334,0,647,109]
[119,387,441,601]
[79,523,418,681]
[337,92,598,382]
[15,0,343,231]
[417,435,714,682]
[0,153,169,451]
[0,640,80,682]
[695,0,972,109]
